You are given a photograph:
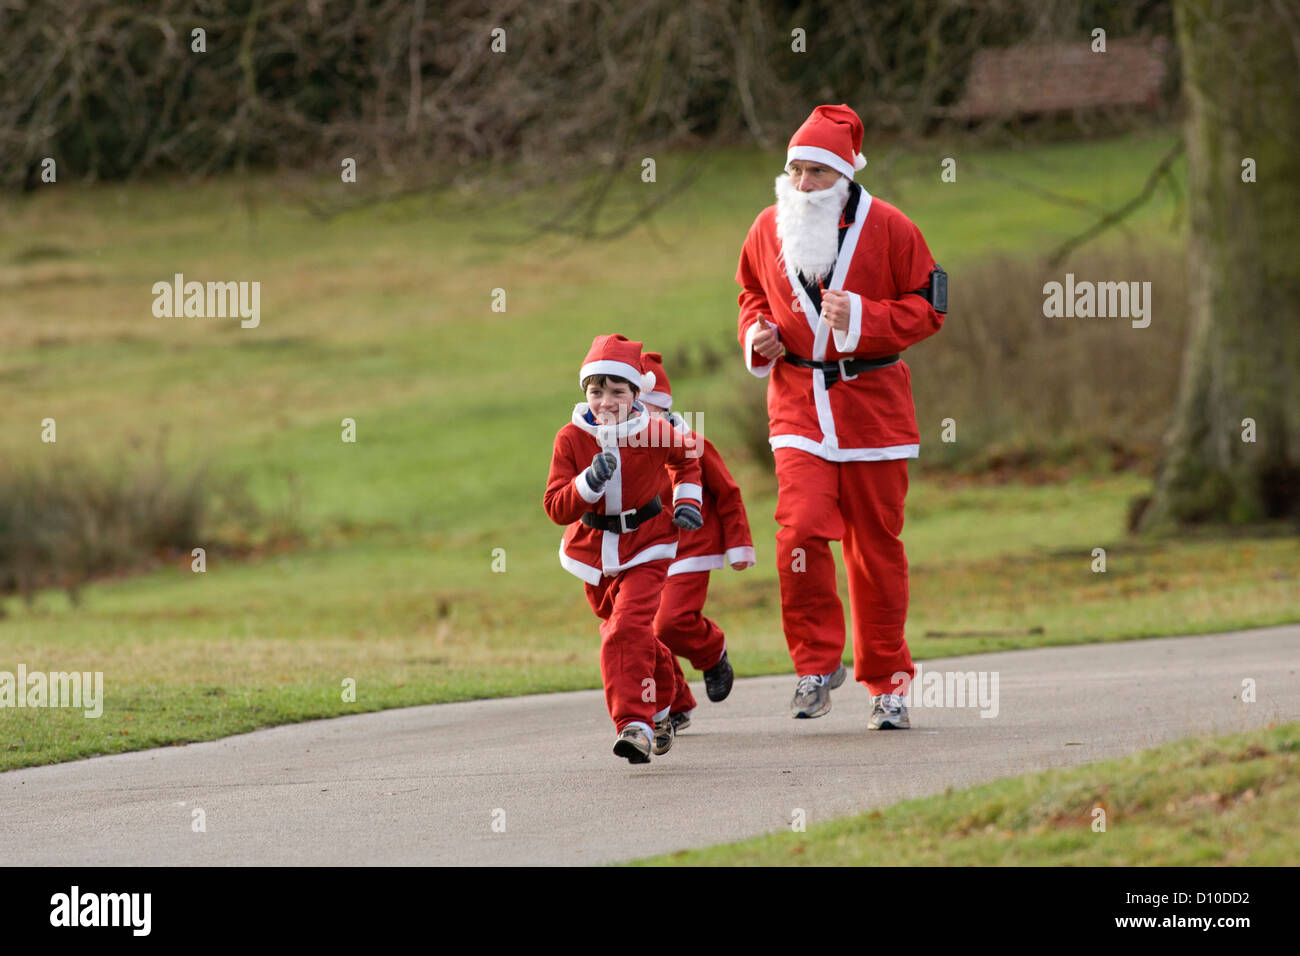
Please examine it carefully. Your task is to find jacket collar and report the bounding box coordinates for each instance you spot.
[570,402,652,443]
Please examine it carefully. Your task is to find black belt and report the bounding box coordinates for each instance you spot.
[581,494,662,534]
[784,352,899,387]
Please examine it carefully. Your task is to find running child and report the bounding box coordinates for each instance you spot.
[543,334,706,764]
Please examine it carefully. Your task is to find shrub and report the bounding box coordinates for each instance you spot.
[0,443,211,606]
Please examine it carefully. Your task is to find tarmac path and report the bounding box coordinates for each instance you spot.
[1,625,1295,865]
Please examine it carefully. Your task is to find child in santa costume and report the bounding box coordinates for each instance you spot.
[638,351,756,732]
[543,334,706,764]
[734,104,946,729]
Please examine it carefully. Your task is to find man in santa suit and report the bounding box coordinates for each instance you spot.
[734,103,946,728]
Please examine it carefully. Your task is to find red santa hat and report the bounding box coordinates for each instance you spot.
[579,333,655,395]
[639,351,673,409]
[786,104,867,180]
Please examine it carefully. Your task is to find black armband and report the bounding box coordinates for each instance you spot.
[908,265,948,314]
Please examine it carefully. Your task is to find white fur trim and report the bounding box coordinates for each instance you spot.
[570,402,652,444]
[557,541,678,584]
[672,483,703,504]
[580,359,642,391]
[854,152,867,170]
[811,363,837,448]
[769,434,918,461]
[641,390,672,409]
[641,370,656,395]
[666,549,756,574]
[557,545,602,584]
[574,469,604,503]
[601,442,623,572]
[724,545,756,569]
[743,319,776,378]
[666,554,725,576]
[787,144,857,180]
[832,291,862,353]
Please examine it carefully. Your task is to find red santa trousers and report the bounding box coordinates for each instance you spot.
[654,570,727,713]
[584,559,678,731]
[773,448,914,696]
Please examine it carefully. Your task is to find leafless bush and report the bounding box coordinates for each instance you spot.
[2,0,1174,202]
[0,434,302,607]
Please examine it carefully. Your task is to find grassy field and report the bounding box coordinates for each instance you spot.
[2,127,1297,772]
[632,722,1300,865]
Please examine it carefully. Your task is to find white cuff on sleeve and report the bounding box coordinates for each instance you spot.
[574,470,603,503]
[673,483,703,504]
[832,292,862,354]
[724,545,756,569]
[743,320,776,378]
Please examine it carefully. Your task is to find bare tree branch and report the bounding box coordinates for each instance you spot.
[1046,138,1185,268]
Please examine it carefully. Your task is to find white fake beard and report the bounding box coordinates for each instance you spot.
[774,174,850,283]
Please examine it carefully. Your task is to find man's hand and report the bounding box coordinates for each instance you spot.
[821,289,850,332]
[584,452,617,491]
[751,318,784,361]
[730,561,748,570]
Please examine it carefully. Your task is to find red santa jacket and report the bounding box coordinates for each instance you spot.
[655,412,756,576]
[545,403,704,585]
[735,189,943,461]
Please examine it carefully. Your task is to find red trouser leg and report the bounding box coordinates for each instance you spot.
[668,656,697,713]
[773,448,847,676]
[653,570,725,714]
[652,636,677,720]
[839,458,914,696]
[583,560,676,731]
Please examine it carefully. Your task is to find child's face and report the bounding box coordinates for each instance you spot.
[585,381,638,425]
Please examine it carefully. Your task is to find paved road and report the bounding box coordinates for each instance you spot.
[1,626,1296,865]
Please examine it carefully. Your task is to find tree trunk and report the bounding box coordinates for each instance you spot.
[1137,0,1300,533]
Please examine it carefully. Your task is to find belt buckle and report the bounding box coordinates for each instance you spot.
[837,357,859,382]
[617,508,637,533]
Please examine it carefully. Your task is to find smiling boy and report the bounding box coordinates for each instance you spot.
[543,334,706,764]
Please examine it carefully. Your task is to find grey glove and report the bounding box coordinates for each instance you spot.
[673,501,703,530]
[585,452,617,490]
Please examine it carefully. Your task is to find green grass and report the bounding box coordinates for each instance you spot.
[2,126,1296,772]
[630,722,1300,865]
[3,469,1296,771]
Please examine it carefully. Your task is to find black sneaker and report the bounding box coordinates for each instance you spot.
[613,726,652,764]
[703,650,734,702]
[669,709,694,733]
[652,715,675,755]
